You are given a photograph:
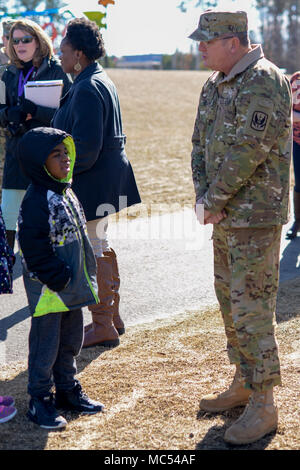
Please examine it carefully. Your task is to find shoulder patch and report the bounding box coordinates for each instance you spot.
[244,96,274,139]
[250,111,268,132]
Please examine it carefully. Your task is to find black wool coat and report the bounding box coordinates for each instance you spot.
[52,62,141,221]
[0,56,72,189]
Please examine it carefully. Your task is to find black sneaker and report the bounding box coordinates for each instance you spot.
[55,382,104,414]
[27,394,67,429]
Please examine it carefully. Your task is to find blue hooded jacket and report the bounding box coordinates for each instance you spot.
[17,127,99,317]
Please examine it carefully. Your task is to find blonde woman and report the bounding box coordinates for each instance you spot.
[0,19,71,249]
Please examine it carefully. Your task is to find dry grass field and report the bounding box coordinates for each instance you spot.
[0,70,299,451]
[108,68,211,218]
[0,297,299,451]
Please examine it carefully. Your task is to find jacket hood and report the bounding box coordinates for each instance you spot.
[18,127,76,193]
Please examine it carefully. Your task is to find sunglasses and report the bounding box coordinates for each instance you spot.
[12,36,34,45]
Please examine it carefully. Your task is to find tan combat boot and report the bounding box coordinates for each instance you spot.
[224,389,278,445]
[199,366,251,412]
[83,254,120,348]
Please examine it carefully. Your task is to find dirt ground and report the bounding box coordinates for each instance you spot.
[0,286,299,450]
[0,70,299,451]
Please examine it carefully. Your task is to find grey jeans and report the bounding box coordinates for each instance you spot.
[28,309,83,397]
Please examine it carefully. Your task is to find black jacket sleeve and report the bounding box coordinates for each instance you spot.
[18,191,71,292]
[70,84,104,176]
[0,106,9,128]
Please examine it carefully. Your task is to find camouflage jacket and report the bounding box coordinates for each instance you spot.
[191,45,292,227]
[0,49,9,78]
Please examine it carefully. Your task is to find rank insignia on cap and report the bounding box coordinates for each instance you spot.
[250,111,268,132]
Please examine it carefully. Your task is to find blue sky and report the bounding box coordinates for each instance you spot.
[67,0,259,57]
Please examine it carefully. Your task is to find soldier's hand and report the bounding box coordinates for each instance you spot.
[194,198,227,225]
[204,209,227,225]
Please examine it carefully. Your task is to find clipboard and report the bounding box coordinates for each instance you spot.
[24,80,64,108]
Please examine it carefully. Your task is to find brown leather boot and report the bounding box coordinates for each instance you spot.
[286,190,300,239]
[83,254,120,348]
[199,366,251,412]
[107,248,125,335]
[84,249,125,335]
[224,389,278,444]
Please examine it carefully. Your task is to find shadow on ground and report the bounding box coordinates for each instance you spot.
[0,306,29,341]
[12,252,22,281]
[195,408,275,450]
[280,236,300,282]
[0,345,113,450]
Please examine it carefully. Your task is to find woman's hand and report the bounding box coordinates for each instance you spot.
[6,105,26,125]
[21,99,37,119]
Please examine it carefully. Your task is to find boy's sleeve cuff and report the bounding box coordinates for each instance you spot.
[46,266,72,292]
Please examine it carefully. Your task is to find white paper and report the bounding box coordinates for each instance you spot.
[0,80,5,105]
[24,80,64,108]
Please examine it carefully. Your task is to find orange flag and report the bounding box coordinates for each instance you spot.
[98,0,115,6]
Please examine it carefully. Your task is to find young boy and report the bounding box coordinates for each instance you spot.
[17,127,104,429]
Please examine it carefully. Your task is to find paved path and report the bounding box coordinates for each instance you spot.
[0,208,299,364]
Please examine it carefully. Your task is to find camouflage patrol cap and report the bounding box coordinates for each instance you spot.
[189,10,248,42]
[2,20,15,37]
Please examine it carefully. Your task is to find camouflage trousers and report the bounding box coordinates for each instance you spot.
[212,224,282,392]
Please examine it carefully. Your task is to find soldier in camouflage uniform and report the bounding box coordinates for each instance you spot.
[0,20,14,68]
[189,10,292,445]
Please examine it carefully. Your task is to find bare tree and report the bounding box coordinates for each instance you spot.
[177,0,218,13]
[178,0,300,72]
[11,0,65,24]
[286,0,300,73]
[256,0,300,72]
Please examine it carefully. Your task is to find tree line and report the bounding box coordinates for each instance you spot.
[179,0,300,73]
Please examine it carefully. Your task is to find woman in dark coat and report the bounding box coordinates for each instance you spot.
[0,19,72,250]
[52,18,141,348]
